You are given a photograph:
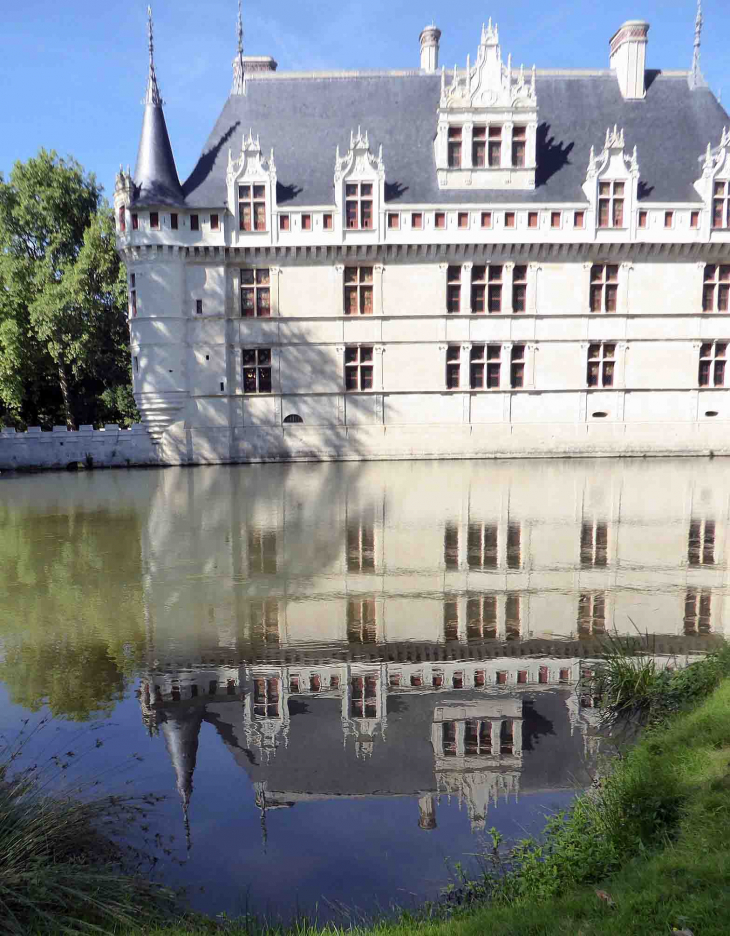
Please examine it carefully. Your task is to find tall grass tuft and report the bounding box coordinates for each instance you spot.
[0,721,175,934]
[583,630,730,726]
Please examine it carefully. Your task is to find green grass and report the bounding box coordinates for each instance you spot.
[116,649,730,936]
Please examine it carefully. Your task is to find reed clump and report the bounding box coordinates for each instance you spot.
[0,722,173,934]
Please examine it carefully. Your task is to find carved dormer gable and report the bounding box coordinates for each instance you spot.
[334,128,385,234]
[227,129,277,237]
[435,20,538,191]
[583,126,640,231]
[694,128,730,233]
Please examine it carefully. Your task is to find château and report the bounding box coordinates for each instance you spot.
[114,5,730,463]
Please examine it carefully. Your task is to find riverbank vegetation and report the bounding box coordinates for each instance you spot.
[0,725,172,935]
[0,150,136,431]
[121,643,730,936]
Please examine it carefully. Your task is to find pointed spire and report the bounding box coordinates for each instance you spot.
[134,7,184,205]
[232,0,246,95]
[161,711,203,853]
[144,6,163,106]
[691,0,703,88]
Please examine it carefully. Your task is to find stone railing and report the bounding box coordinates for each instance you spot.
[0,424,158,471]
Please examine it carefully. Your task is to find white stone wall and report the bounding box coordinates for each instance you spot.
[112,191,730,464]
[0,425,158,471]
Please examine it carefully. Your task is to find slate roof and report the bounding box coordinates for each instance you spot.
[181,70,728,209]
[133,102,185,207]
[201,689,584,798]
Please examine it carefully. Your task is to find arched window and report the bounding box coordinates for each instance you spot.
[283,414,303,424]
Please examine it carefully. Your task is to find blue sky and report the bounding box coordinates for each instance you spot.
[1,1,728,200]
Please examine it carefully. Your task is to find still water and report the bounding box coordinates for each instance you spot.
[0,458,724,919]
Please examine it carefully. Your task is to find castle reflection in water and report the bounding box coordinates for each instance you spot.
[135,459,727,835]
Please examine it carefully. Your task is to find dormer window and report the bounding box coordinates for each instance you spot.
[345,183,373,229]
[436,23,537,190]
[713,182,730,229]
[598,181,625,228]
[239,184,266,232]
[448,127,462,168]
[472,126,486,167]
[488,127,502,167]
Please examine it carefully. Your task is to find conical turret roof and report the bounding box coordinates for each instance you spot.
[133,8,184,207]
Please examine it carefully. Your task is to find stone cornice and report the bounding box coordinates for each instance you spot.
[117,241,730,265]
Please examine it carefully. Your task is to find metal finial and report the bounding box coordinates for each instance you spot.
[232,0,246,95]
[691,0,703,89]
[144,6,163,106]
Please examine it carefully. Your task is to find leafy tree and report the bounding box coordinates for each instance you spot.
[0,149,137,429]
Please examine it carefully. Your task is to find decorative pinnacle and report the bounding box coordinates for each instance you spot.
[144,6,163,106]
[232,0,246,95]
[691,0,703,88]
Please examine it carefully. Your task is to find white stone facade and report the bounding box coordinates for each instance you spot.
[110,16,730,466]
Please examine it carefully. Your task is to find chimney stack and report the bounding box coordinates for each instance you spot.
[610,20,650,99]
[420,24,441,72]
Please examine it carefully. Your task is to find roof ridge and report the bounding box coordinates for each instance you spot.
[243,67,693,82]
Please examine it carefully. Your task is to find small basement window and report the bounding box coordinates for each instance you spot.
[283,414,304,424]
[705,410,719,417]
[592,411,608,418]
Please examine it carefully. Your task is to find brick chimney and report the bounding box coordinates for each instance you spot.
[419,25,441,72]
[610,20,649,100]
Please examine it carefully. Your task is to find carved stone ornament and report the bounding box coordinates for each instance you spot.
[586,126,639,183]
[441,19,536,111]
[334,127,385,184]
[226,129,277,190]
[700,128,730,179]
[115,165,135,203]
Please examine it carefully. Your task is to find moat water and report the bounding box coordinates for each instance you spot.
[0,458,724,920]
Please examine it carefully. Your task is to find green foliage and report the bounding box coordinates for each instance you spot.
[0,150,137,429]
[585,632,730,725]
[0,722,174,934]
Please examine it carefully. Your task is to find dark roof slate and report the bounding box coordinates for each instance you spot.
[133,103,185,207]
[182,71,729,209]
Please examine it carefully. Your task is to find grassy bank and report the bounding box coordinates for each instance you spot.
[117,645,730,936]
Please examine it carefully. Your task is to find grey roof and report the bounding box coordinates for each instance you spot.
[164,688,586,800]
[133,103,185,207]
[182,70,728,209]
